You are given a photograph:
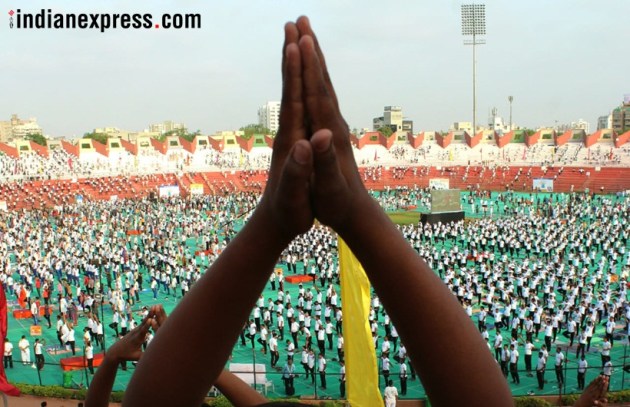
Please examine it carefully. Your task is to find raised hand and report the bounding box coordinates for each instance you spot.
[106,317,151,364]
[149,304,167,333]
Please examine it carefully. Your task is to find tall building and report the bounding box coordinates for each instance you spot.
[612,98,630,133]
[373,106,413,133]
[0,114,43,142]
[258,101,281,134]
[597,115,612,130]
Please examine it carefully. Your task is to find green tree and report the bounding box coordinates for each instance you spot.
[377,126,394,137]
[164,128,201,142]
[24,133,47,146]
[83,132,109,145]
[239,124,271,140]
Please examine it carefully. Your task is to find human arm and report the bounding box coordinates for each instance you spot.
[123,23,316,407]
[294,16,512,407]
[212,370,267,407]
[85,317,151,407]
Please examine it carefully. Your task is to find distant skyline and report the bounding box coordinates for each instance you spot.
[1,0,628,138]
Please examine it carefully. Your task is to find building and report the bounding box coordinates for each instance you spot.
[258,101,281,134]
[372,106,413,134]
[0,114,43,142]
[450,122,473,133]
[612,100,630,134]
[597,115,612,130]
[570,118,590,134]
[148,120,186,135]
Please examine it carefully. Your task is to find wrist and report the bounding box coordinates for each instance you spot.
[103,351,122,366]
[335,193,384,241]
[251,202,299,250]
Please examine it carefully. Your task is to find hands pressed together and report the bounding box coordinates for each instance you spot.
[260,16,369,242]
[104,305,166,364]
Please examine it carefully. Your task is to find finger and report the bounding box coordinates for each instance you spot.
[271,38,305,182]
[275,140,313,226]
[299,35,337,133]
[311,129,350,201]
[132,317,152,340]
[295,16,339,112]
[282,22,299,78]
[154,305,167,327]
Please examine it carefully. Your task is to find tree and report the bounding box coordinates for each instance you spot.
[164,128,201,142]
[239,124,271,140]
[24,133,47,146]
[377,126,394,137]
[83,132,109,145]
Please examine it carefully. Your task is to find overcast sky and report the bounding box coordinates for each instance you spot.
[1,0,628,138]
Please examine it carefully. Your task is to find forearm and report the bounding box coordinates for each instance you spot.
[213,370,267,406]
[339,197,511,406]
[124,208,286,407]
[85,357,119,407]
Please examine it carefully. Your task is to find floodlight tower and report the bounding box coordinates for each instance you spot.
[461,4,486,137]
[508,95,513,131]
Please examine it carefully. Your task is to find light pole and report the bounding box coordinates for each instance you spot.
[508,96,513,131]
[461,4,486,137]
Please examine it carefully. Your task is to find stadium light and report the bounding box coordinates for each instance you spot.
[461,4,486,136]
[508,95,513,131]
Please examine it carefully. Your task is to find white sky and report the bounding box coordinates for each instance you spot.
[1,0,628,137]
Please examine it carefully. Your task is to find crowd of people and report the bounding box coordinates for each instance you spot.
[0,186,627,400]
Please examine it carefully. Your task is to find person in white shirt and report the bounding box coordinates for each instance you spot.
[336,333,344,363]
[317,353,327,390]
[18,336,30,366]
[339,361,346,398]
[84,339,94,374]
[3,338,13,369]
[268,332,279,368]
[577,355,587,390]
[509,344,520,384]
[536,351,546,390]
[381,354,391,384]
[30,300,39,326]
[306,349,315,384]
[600,336,612,368]
[555,347,565,386]
[524,339,534,376]
[399,358,408,396]
[384,380,399,407]
[34,338,45,370]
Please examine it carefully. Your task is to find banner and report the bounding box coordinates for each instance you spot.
[429,178,450,190]
[190,183,204,196]
[338,238,382,406]
[158,185,180,198]
[533,178,554,192]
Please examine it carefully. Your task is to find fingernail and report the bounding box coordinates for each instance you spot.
[314,131,332,153]
[293,143,309,164]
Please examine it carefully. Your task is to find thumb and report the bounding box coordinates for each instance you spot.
[275,140,313,225]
